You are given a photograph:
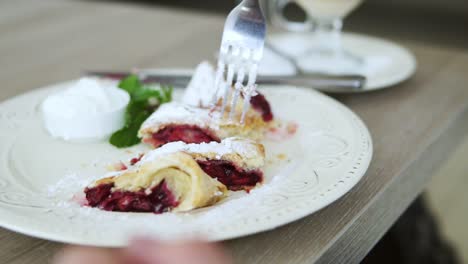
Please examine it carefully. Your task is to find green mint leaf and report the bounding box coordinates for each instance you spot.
[118,74,141,95]
[109,112,149,148]
[133,88,163,103]
[161,85,173,103]
[110,75,174,148]
[124,100,148,124]
[109,127,141,148]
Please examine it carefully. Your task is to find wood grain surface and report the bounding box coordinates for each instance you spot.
[1,1,468,263]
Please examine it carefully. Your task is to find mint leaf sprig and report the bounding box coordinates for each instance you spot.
[110,75,173,148]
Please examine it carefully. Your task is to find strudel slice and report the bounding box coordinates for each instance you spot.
[139,102,267,148]
[84,152,227,214]
[140,137,265,191]
[84,138,264,214]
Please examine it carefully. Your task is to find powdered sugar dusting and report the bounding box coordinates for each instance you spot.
[182,62,220,107]
[140,137,261,165]
[192,161,299,224]
[48,173,87,198]
[140,102,221,135]
[46,171,105,209]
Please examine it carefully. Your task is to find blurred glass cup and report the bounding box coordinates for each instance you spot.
[262,0,364,73]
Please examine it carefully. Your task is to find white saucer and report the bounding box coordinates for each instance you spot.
[259,32,417,92]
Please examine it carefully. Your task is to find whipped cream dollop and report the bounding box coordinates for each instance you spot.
[42,78,130,142]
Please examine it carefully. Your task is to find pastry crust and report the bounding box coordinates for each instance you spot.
[140,137,265,171]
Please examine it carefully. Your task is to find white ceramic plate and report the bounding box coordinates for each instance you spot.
[260,32,417,92]
[0,81,372,247]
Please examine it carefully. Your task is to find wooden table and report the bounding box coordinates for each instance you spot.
[1,1,468,263]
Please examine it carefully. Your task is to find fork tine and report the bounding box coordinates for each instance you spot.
[210,60,226,107]
[247,63,258,86]
[240,64,258,123]
[240,89,252,124]
[229,48,252,121]
[220,63,236,118]
[229,67,246,121]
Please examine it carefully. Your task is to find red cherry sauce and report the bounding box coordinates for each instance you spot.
[130,154,144,166]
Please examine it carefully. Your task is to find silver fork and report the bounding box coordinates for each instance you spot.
[211,0,266,124]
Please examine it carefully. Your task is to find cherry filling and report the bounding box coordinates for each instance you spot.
[250,93,273,122]
[197,160,263,191]
[84,180,179,214]
[85,183,113,207]
[146,125,219,148]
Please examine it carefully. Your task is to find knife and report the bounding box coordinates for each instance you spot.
[86,70,367,92]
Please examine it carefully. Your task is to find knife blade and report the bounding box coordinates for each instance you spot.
[86,70,367,92]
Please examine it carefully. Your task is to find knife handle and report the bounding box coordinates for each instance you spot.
[257,75,366,90]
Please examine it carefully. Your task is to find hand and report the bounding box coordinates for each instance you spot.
[53,238,232,264]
